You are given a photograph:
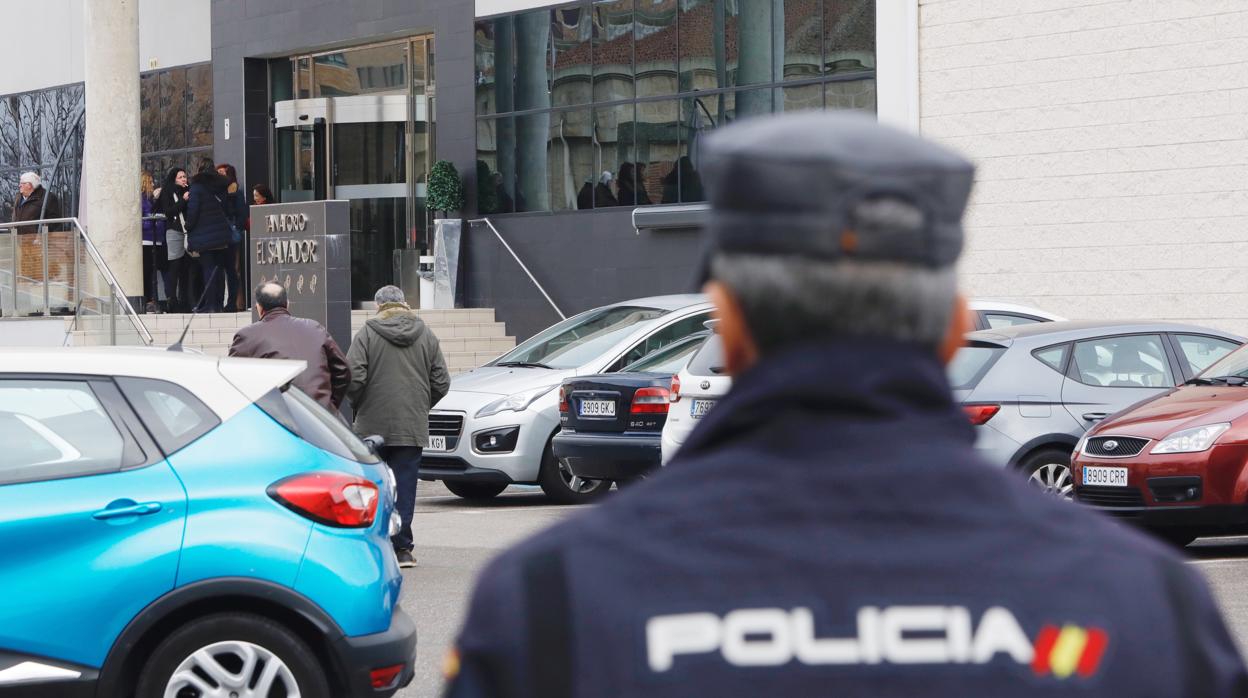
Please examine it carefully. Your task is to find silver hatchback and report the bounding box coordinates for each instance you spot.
[953,321,1244,497]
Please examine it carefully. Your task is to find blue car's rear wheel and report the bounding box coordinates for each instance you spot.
[137,612,329,698]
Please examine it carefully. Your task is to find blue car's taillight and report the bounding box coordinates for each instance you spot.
[267,472,379,528]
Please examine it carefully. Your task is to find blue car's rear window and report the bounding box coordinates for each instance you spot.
[257,387,379,464]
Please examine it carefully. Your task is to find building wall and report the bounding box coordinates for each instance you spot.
[919,0,1248,336]
[0,0,211,97]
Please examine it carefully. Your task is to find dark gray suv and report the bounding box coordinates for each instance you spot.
[952,321,1244,498]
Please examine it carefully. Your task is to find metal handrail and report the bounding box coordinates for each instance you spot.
[0,216,153,345]
[468,217,566,320]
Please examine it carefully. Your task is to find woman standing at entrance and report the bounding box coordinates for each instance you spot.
[215,163,248,311]
[185,161,236,313]
[158,167,191,313]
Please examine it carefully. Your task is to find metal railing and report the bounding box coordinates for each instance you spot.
[0,216,153,346]
[468,217,566,320]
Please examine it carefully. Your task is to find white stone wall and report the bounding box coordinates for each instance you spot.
[0,0,210,97]
[919,0,1248,336]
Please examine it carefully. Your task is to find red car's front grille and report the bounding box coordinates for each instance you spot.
[1076,486,1145,508]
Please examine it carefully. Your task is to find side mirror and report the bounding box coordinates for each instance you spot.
[363,435,385,455]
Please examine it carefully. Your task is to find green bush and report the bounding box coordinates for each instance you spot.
[428,160,464,215]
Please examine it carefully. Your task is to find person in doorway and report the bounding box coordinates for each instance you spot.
[215,163,249,311]
[12,172,61,223]
[443,112,1248,697]
[229,281,350,411]
[140,171,168,313]
[346,285,449,568]
[157,167,191,313]
[253,184,275,207]
[184,160,235,313]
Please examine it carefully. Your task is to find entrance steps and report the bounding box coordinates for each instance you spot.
[53,308,515,374]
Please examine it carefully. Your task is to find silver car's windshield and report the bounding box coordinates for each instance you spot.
[493,305,666,369]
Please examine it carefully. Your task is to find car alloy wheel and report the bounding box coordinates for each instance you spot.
[1028,462,1074,500]
[165,640,300,698]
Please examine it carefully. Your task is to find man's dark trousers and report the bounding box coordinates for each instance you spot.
[381,445,422,552]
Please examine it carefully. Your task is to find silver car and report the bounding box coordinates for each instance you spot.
[423,295,714,504]
[955,321,1244,497]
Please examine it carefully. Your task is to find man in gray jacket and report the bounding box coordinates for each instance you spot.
[347,285,450,567]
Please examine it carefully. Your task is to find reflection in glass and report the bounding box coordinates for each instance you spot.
[516,9,552,112]
[784,0,822,80]
[593,0,634,102]
[825,76,876,112]
[782,82,823,112]
[552,6,592,107]
[679,95,716,202]
[295,57,312,98]
[635,100,681,205]
[0,98,18,167]
[634,0,677,98]
[140,74,161,153]
[475,18,514,116]
[824,0,875,74]
[476,117,516,215]
[17,94,41,165]
[678,0,719,92]
[517,112,550,212]
[728,0,772,87]
[314,44,408,97]
[596,103,642,206]
[159,68,189,152]
[549,110,594,211]
[187,65,213,148]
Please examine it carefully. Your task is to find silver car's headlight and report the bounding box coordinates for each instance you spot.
[383,466,397,503]
[475,385,558,419]
[1150,423,1230,454]
[1074,432,1090,456]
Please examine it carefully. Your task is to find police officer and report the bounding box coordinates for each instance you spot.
[443,112,1248,696]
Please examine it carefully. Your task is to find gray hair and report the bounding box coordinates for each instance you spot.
[19,172,40,187]
[374,285,406,306]
[710,254,958,354]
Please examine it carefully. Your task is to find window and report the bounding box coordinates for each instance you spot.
[611,311,712,370]
[1032,344,1069,374]
[623,332,709,373]
[1175,335,1239,376]
[985,313,1043,329]
[496,305,668,369]
[685,333,725,377]
[1072,335,1172,388]
[947,344,1006,390]
[116,378,219,455]
[0,380,124,484]
[476,0,877,214]
[257,388,379,464]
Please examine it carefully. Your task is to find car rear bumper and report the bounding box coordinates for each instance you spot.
[332,604,417,697]
[553,432,661,481]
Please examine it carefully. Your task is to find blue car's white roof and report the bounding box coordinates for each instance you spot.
[611,294,707,312]
[0,347,305,421]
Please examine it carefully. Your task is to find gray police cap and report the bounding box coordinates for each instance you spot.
[698,111,974,275]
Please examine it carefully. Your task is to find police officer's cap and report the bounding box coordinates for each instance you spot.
[696,112,974,281]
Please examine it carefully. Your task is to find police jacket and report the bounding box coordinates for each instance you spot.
[445,339,1248,697]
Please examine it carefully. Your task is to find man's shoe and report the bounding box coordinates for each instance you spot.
[395,549,417,568]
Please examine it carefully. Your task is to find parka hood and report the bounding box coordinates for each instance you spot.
[367,305,427,347]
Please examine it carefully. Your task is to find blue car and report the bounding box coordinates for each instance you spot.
[0,348,415,697]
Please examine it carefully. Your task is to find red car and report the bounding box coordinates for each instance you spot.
[1072,343,1248,546]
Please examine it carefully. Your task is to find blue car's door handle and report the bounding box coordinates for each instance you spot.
[93,501,163,520]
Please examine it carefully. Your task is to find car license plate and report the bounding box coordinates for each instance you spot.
[427,435,448,452]
[690,399,716,419]
[1083,465,1128,487]
[579,399,616,417]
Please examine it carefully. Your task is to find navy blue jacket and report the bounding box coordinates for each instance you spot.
[445,340,1248,697]
[184,171,236,252]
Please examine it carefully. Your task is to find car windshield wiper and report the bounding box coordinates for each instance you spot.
[495,361,554,369]
[1202,376,1248,386]
[1186,376,1227,385]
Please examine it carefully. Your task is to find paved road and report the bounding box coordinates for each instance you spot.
[396,485,1248,697]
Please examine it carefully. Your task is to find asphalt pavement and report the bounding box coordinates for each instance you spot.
[396,484,1248,698]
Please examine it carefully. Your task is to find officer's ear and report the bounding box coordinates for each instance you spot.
[939,294,971,366]
[705,281,759,377]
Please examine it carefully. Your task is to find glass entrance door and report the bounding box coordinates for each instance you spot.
[273,36,434,306]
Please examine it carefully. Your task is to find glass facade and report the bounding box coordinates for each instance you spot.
[474,0,875,213]
[0,64,213,222]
